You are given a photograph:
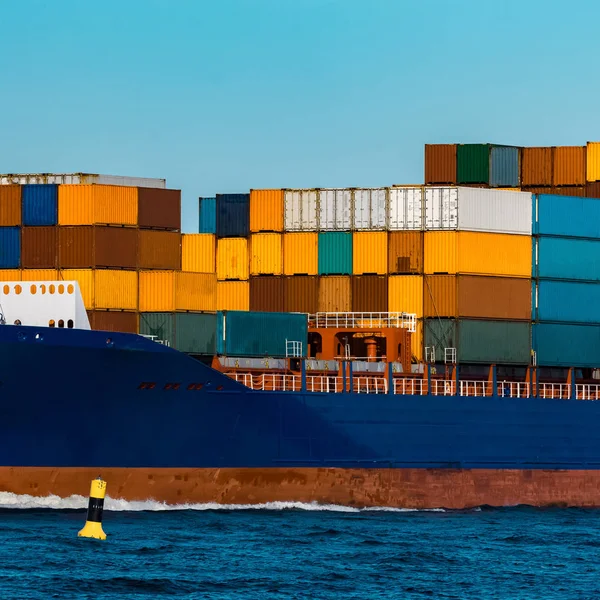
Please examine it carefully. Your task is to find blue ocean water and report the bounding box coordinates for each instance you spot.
[1,494,599,599]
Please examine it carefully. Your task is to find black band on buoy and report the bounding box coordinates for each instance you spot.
[86,497,105,523]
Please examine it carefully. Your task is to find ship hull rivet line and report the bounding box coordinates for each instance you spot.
[78,477,107,540]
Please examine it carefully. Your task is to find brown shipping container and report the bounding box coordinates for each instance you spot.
[587,182,600,198]
[553,146,586,186]
[388,231,423,274]
[59,226,138,269]
[351,276,388,313]
[521,186,553,195]
[284,276,319,314]
[138,230,182,270]
[521,147,553,186]
[318,276,351,312]
[87,310,138,333]
[249,276,285,312]
[424,275,531,320]
[0,185,21,226]
[424,144,457,184]
[552,186,585,197]
[21,227,58,268]
[138,188,181,230]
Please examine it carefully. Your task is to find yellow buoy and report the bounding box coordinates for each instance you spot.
[78,477,107,540]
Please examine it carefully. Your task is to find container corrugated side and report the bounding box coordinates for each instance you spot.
[535,280,600,324]
[353,189,387,230]
[249,276,285,312]
[388,231,423,274]
[388,275,423,316]
[250,233,283,276]
[388,187,422,230]
[535,237,600,281]
[22,269,59,281]
[533,322,600,367]
[284,190,318,231]
[353,232,387,275]
[0,227,20,268]
[534,194,600,238]
[138,230,182,270]
[318,276,351,312]
[587,142,600,182]
[138,188,181,230]
[521,147,553,186]
[283,276,319,313]
[318,232,352,275]
[351,275,388,312]
[424,144,456,184]
[283,233,318,275]
[94,269,138,310]
[457,144,490,184]
[424,231,531,277]
[553,146,586,186]
[0,269,21,281]
[139,271,173,311]
[216,193,250,238]
[175,272,217,312]
[175,313,217,354]
[0,186,21,227]
[318,189,351,231]
[199,198,217,234]
[216,311,308,357]
[60,269,94,307]
[249,189,283,232]
[181,234,215,273]
[490,146,520,187]
[21,227,58,268]
[58,185,137,225]
[217,281,250,311]
[88,310,138,334]
[22,184,58,226]
[217,238,249,280]
[139,312,175,347]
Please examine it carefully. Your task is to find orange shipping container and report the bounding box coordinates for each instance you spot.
[423,274,531,320]
[424,144,457,184]
[553,146,586,186]
[138,230,181,270]
[0,186,21,226]
[318,276,351,312]
[21,269,59,281]
[181,234,215,273]
[0,269,21,281]
[250,233,283,275]
[217,281,250,311]
[388,275,423,316]
[139,271,217,312]
[250,189,284,232]
[283,233,318,275]
[60,269,137,310]
[58,185,138,226]
[353,232,387,275]
[217,238,249,280]
[388,231,423,274]
[521,147,553,186]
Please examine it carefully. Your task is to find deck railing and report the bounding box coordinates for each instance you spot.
[309,312,417,332]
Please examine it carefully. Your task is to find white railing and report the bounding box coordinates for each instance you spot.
[393,378,428,395]
[497,382,530,398]
[459,380,492,397]
[430,379,456,396]
[352,376,388,394]
[226,373,301,392]
[306,376,344,393]
[310,312,417,332]
[538,383,570,399]
[576,384,600,400]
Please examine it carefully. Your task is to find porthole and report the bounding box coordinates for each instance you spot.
[49,285,55,294]
[49,320,55,328]
[67,284,74,294]
[58,284,64,295]
[58,319,64,328]
[67,319,74,329]
[30,285,36,295]
[3,285,9,295]
[40,285,46,294]
[14,285,22,295]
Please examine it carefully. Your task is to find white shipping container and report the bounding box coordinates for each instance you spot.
[353,188,387,230]
[319,189,351,230]
[284,189,318,231]
[389,186,423,230]
[0,173,166,188]
[425,187,532,235]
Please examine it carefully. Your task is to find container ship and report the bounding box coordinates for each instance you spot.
[3,141,600,510]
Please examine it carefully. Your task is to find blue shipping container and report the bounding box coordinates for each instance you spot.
[318,232,352,275]
[198,197,216,234]
[216,311,307,357]
[0,227,21,268]
[534,194,600,238]
[535,279,600,324]
[533,322,600,367]
[489,146,520,187]
[216,194,250,238]
[534,236,600,281]
[22,184,58,226]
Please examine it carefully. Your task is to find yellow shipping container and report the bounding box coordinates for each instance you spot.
[250,233,283,275]
[0,269,21,281]
[60,269,137,309]
[283,233,318,275]
[62,269,94,308]
[182,234,216,273]
[139,271,217,312]
[587,142,600,182]
[353,232,388,275]
[388,275,423,317]
[217,281,250,311]
[22,269,59,281]
[250,189,284,232]
[424,232,531,278]
[217,238,249,280]
[58,185,138,226]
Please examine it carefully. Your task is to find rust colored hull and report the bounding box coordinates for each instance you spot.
[2,467,600,509]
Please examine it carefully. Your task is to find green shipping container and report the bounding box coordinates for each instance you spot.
[457,144,490,184]
[139,312,216,355]
[318,232,352,275]
[216,310,308,357]
[424,318,531,365]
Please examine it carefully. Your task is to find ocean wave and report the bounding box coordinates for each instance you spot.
[0,491,447,513]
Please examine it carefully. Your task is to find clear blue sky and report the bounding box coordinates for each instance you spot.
[1,0,599,232]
